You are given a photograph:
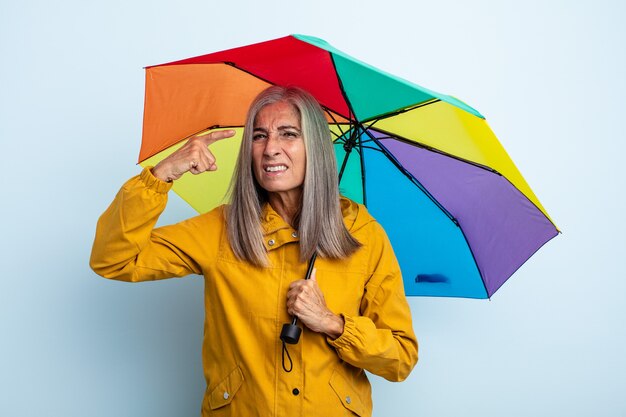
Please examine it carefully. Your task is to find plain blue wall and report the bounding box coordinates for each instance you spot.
[2,0,625,415]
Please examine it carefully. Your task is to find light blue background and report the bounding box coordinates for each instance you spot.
[1,0,625,416]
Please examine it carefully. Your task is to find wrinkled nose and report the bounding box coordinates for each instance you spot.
[263,134,281,157]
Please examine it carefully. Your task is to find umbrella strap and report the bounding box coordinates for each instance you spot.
[281,340,293,372]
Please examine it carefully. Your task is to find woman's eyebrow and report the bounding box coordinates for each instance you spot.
[253,125,301,132]
[277,125,301,132]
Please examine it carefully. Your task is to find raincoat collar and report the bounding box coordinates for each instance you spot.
[260,196,367,237]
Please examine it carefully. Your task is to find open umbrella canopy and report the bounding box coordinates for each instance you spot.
[139,34,559,299]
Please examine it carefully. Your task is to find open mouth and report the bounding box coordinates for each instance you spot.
[264,165,288,172]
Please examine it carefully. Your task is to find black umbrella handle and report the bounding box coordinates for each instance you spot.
[280,252,318,344]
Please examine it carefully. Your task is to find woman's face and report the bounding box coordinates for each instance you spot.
[251,101,306,200]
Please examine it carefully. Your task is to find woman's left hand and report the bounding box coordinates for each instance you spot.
[286,269,345,339]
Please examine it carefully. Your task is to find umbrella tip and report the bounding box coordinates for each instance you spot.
[291,34,329,45]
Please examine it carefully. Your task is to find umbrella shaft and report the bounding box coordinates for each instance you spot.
[280,252,318,344]
[338,149,351,184]
[338,125,362,184]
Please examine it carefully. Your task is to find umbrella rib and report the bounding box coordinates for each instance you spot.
[361,99,442,124]
[334,138,382,152]
[368,126,502,175]
[359,145,383,152]
[222,61,278,89]
[325,49,363,194]
[324,108,349,139]
[325,51,369,202]
[326,52,359,127]
[357,126,368,206]
[360,137,387,144]
[363,129,459,226]
[324,107,340,124]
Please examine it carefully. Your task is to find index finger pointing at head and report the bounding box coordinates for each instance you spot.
[200,129,236,145]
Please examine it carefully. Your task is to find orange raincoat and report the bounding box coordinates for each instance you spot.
[90,168,418,416]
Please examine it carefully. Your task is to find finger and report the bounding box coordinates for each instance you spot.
[287,299,301,316]
[191,144,217,172]
[189,162,202,175]
[189,155,207,175]
[309,268,317,282]
[188,145,214,174]
[288,280,305,291]
[290,297,308,316]
[203,151,217,171]
[286,284,304,300]
[198,129,236,146]
[198,149,213,171]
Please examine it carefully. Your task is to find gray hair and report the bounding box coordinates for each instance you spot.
[226,86,361,267]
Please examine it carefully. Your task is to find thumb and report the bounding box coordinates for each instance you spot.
[309,268,317,282]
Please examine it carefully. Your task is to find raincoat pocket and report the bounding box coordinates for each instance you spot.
[208,365,245,410]
[329,367,366,416]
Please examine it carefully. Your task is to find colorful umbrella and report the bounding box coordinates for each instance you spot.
[138,34,559,299]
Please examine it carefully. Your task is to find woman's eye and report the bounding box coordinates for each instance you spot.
[252,134,266,141]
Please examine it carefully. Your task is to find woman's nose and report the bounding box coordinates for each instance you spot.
[263,134,281,156]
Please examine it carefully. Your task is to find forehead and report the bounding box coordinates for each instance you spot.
[254,101,301,127]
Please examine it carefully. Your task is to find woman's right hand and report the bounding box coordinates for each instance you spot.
[152,129,236,182]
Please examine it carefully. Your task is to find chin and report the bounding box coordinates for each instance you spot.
[261,182,303,195]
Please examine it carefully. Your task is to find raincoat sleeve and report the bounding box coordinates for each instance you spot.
[89,167,204,282]
[328,221,418,382]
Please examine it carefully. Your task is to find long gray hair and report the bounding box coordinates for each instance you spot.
[226,86,361,267]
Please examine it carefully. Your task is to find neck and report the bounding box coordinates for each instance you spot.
[268,190,302,228]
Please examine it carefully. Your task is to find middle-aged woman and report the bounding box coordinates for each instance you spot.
[90,86,418,417]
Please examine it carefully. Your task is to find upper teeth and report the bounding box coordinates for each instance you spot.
[266,166,287,172]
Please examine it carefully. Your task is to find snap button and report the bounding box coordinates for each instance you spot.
[268,239,275,246]
[292,388,300,396]
[291,231,298,238]
[345,396,351,404]
[223,391,229,400]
